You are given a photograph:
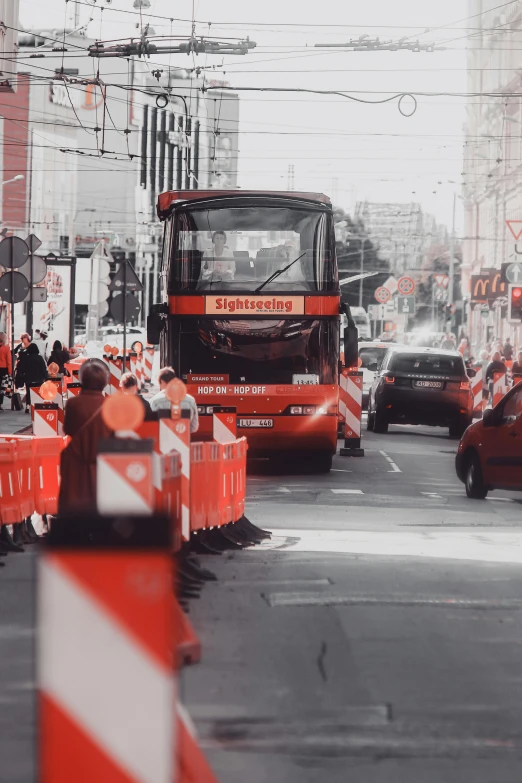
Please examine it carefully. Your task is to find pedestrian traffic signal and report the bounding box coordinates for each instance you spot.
[508,284,522,323]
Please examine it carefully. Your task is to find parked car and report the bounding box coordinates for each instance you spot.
[359,342,390,408]
[75,325,147,352]
[367,347,474,437]
[455,381,522,498]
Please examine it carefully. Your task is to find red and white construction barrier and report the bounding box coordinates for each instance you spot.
[143,347,154,384]
[159,413,191,542]
[339,370,364,457]
[106,356,124,396]
[38,524,176,783]
[213,407,237,444]
[493,371,508,408]
[97,442,155,516]
[30,382,64,434]
[66,382,82,401]
[33,404,60,438]
[471,367,483,417]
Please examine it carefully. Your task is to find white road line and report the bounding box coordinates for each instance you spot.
[331,489,364,495]
[379,450,402,473]
[331,469,353,473]
[486,497,515,504]
[421,492,443,499]
[275,487,291,493]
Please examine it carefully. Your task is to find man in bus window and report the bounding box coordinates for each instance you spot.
[202,230,236,281]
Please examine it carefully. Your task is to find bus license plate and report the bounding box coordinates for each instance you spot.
[239,418,274,428]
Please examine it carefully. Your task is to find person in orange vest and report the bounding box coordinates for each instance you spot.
[0,333,12,411]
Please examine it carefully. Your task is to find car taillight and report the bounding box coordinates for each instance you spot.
[460,381,470,390]
[384,375,395,384]
[290,406,303,415]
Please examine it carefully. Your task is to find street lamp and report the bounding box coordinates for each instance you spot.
[1,174,24,185]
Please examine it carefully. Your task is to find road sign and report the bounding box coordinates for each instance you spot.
[504,263,522,284]
[0,271,30,303]
[18,254,47,285]
[383,276,398,295]
[433,273,449,289]
[109,261,144,293]
[368,304,386,320]
[110,292,141,322]
[397,276,415,296]
[396,295,415,314]
[506,219,522,241]
[0,236,29,269]
[375,286,391,304]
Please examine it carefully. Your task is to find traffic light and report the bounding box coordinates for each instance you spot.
[508,284,522,323]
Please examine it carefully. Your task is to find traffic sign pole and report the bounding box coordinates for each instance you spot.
[123,260,127,372]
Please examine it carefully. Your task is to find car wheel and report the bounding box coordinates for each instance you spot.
[373,407,388,434]
[465,452,488,499]
[366,408,375,431]
[449,418,472,439]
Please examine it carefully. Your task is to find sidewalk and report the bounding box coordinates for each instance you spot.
[0,409,32,435]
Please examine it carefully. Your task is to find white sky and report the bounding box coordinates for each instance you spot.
[18,0,470,231]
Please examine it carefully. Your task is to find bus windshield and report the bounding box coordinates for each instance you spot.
[166,205,337,292]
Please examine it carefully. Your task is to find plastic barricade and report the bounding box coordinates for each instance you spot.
[493,372,508,407]
[157,451,182,551]
[190,442,207,531]
[33,437,66,516]
[0,442,23,524]
[221,443,235,526]
[234,437,247,522]
[205,441,223,527]
[14,437,35,520]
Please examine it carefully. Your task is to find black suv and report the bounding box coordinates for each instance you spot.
[367,347,474,437]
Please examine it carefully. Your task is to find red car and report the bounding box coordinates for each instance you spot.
[456,382,522,498]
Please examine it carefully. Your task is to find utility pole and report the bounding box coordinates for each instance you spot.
[358,237,365,309]
[448,192,456,328]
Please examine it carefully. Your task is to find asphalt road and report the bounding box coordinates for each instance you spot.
[1,419,522,782]
[185,420,522,783]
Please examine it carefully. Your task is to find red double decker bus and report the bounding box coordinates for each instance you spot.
[149,189,357,472]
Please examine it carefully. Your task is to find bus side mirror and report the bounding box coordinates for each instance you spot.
[147,313,165,345]
[343,325,358,368]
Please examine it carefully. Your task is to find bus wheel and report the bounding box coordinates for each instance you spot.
[309,452,333,474]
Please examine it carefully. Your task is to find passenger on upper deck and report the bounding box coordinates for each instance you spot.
[202,230,236,282]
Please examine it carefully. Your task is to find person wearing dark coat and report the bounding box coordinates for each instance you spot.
[119,371,155,420]
[15,341,48,413]
[47,340,71,375]
[58,359,113,516]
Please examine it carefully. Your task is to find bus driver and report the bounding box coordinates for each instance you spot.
[202,230,236,282]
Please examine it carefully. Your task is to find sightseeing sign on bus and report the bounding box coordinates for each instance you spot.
[149,190,357,472]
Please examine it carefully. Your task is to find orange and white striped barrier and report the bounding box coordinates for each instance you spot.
[339,369,364,457]
[34,404,60,438]
[492,371,508,407]
[38,519,176,783]
[212,406,237,444]
[30,381,64,434]
[471,367,484,417]
[159,413,191,542]
[66,382,82,401]
[107,356,124,396]
[97,441,155,516]
[144,346,154,384]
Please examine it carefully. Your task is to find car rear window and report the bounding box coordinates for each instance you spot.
[390,353,464,376]
[359,346,388,369]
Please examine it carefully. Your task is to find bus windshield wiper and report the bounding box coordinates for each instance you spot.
[254,252,306,294]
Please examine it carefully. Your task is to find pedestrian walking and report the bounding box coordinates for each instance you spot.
[512,350,522,376]
[441,333,456,350]
[33,329,48,360]
[149,366,199,433]
[58,359,112,515]
[503,337,514,361]
[0,333,12,411]
[458,338,471,361]
[47,340,70,375]
[485,350,507,405]
[119,372,154,420]
[14,342,48,413]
